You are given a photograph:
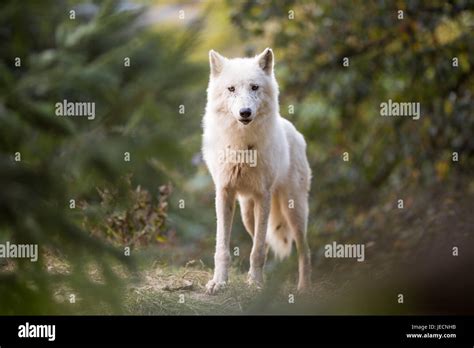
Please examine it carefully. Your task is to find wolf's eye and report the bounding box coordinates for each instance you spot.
[228,86,235,92]
[251,85,259,91]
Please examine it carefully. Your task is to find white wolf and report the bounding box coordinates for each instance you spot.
[202,48,312,294]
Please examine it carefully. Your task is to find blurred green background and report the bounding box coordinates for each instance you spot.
[0,0,473,314]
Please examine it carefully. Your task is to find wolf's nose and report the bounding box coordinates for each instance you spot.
[239,108,252,118]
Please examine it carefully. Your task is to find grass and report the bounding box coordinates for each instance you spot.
[124,262,294,315]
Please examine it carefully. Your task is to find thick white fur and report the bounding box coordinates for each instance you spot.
[202,48,312,294]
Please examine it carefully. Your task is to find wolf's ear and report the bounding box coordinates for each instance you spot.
[257,48,274,75]
[209,50,226,76]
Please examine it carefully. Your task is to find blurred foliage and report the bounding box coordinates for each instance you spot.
[229,0,474,236]
[80,175,172,248]
[0,0,206,314]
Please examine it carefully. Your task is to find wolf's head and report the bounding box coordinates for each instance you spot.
[207,48,279,126]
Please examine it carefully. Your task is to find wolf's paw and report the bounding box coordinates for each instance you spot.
[205,279,226,295]
[246,275,263,290]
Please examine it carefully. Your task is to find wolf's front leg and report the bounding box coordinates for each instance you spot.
[206,187,235,294]
[248,192,271,288]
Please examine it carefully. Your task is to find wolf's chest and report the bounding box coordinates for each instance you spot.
[214,144,262,187]
[217,144,258,168]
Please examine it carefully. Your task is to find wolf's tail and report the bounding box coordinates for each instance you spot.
[266,197,293,260]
